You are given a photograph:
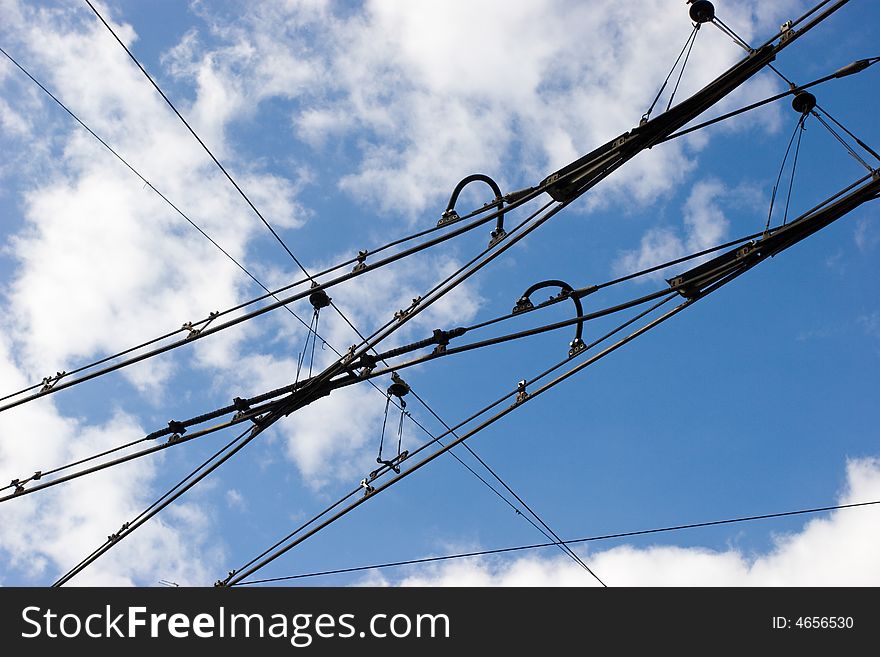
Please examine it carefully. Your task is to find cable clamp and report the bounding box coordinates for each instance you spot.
[167,420,187,435]
[370,450,409,478]
[342,345,358,364]
[487,226,507,248]
[356,353,377,374]
[9,469,41,495]
[353,250,368,273]
[437,209,460,227]
[512,297,534,314]
[183,311,220,339]
[394,297,422,322]
[779,20,796,44]
[360,478,375,496]
[515,379,529,404]
[40,371,66,392]
[569,337,586,357]
[107,522,130,543]
[215,570,236,587]
[431,329,451,354]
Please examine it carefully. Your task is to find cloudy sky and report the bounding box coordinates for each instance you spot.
[0,0,878,587]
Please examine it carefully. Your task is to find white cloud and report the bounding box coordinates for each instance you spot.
[614,178,738,279]
[0,334,221,585]
[0,0,840,587]
[226,488,246,511]
[366,457,880,586]
[172,0,791,219]
[854,216,879,253]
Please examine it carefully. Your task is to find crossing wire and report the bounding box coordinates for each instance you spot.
[0,37,570,577]
[234,499,880,584]
[23,0,864,585]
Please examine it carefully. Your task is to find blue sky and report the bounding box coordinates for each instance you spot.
[0,0,878,586]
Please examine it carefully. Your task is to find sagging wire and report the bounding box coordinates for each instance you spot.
[642,22,702,125]
[812,107,877,172]
[221,168,880,586]
[235,498,880,585]
[765,98,812,233]
[375,374,411,474]
[0,227,778,504]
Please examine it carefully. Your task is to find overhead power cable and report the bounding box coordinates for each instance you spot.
[9,17,578,581]
[220,169,880,585]
[84,0,314,283]
[234,498,880,585]
[5,13,868,413]
[407,388,604,585]
[1,279,675,503]
[2,33,563,571]
[50,0,863,583]
[660,57,880,144]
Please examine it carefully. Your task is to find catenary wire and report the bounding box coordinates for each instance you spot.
[1,25,554,554]
[0,278,674,503]
[8,37,862,410]
[235,498,880,584]
[408,388,602,583]
[53,420,260,586]
[34,0,859,582]
[5,177,842,504]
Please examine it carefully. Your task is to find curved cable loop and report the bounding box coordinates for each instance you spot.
[513,280,587,356]
[439,174,507,246]
[373,373,411,476]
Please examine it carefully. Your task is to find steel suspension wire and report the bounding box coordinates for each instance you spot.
[816,102,880,163]
[224,298,696,586]
[642,24,700,123]
[84,0,314,284]
[218,294,680,586]
[235,498,880,585]
[408,389,602,583]
[765,113,809,233]
[660,58,880,144]
[53,417,265,586]
[224,168,880,585]
[812,108,875,171]
[1,284,677,504]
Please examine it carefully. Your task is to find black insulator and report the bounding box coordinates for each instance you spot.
[689,0,715,24]
[791,91,816,115]
[308,285,331,309]
[387,373,410,398]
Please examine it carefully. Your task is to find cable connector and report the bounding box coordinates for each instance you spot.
[779,20,796,44]
[437,209,460,227]
[353,250,368,273]
[40,371,66,392]
[360,478,375,496]
[107,522,130,544]
[342,345,357,364]
[488,226,507,248]
[167,420,187,435]
[182,312,219,340]
[215,570,236,587]
[515,380,529,404]
[569,337,586,357]
[394,297,422,321]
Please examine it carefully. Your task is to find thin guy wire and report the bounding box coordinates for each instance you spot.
[236,498,880,584]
